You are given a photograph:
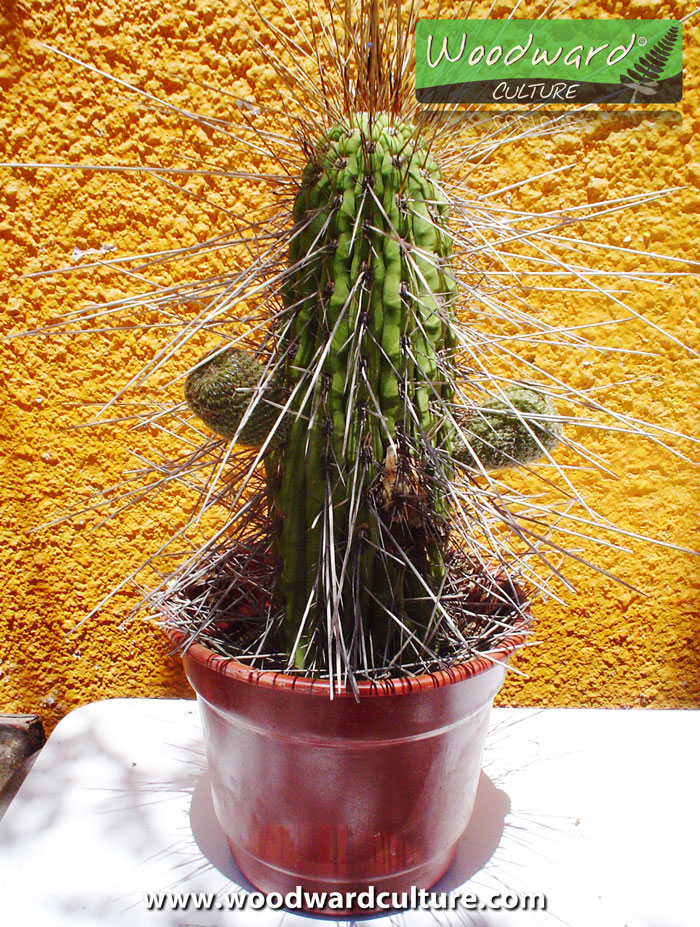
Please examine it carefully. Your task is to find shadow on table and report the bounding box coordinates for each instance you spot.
[189,770,256,889]
[189,768,510,912]
[0,702,202,857]
[435,771,511,891]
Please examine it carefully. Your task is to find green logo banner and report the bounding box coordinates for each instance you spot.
[415,20,682,104]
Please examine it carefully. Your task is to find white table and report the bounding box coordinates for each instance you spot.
[0,698,696,926]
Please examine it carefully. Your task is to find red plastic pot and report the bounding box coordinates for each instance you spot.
[174,624,527,911]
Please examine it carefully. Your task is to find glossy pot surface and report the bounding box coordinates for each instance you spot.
[175,626,527,910]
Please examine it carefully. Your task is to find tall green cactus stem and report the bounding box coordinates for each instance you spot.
[275,113,458,668]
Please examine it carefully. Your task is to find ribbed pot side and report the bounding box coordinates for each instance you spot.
[177,625,527,911]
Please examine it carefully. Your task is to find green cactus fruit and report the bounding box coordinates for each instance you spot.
[272,113,459,667]
[454,387,562,470]
[185,347,288,449]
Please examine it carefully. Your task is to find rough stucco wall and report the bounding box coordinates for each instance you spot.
[1,0,698,732]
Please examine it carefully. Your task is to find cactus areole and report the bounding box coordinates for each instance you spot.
[185,112,559,680]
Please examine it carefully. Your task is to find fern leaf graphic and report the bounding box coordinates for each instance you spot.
[621,25,680,86]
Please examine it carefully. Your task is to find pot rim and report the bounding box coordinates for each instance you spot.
[167,613,530,698]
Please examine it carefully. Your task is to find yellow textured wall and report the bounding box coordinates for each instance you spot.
[1,0,698,732]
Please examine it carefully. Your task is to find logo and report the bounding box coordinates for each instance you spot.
[415,20,682,105]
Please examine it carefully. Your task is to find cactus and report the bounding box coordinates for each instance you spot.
[24,2,693,691]
[453,387,562,471]
[275,113,457,667]
[185,113,561,673]
[185,347,289,449]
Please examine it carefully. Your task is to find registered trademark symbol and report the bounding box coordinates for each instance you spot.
[638,36,647,46]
